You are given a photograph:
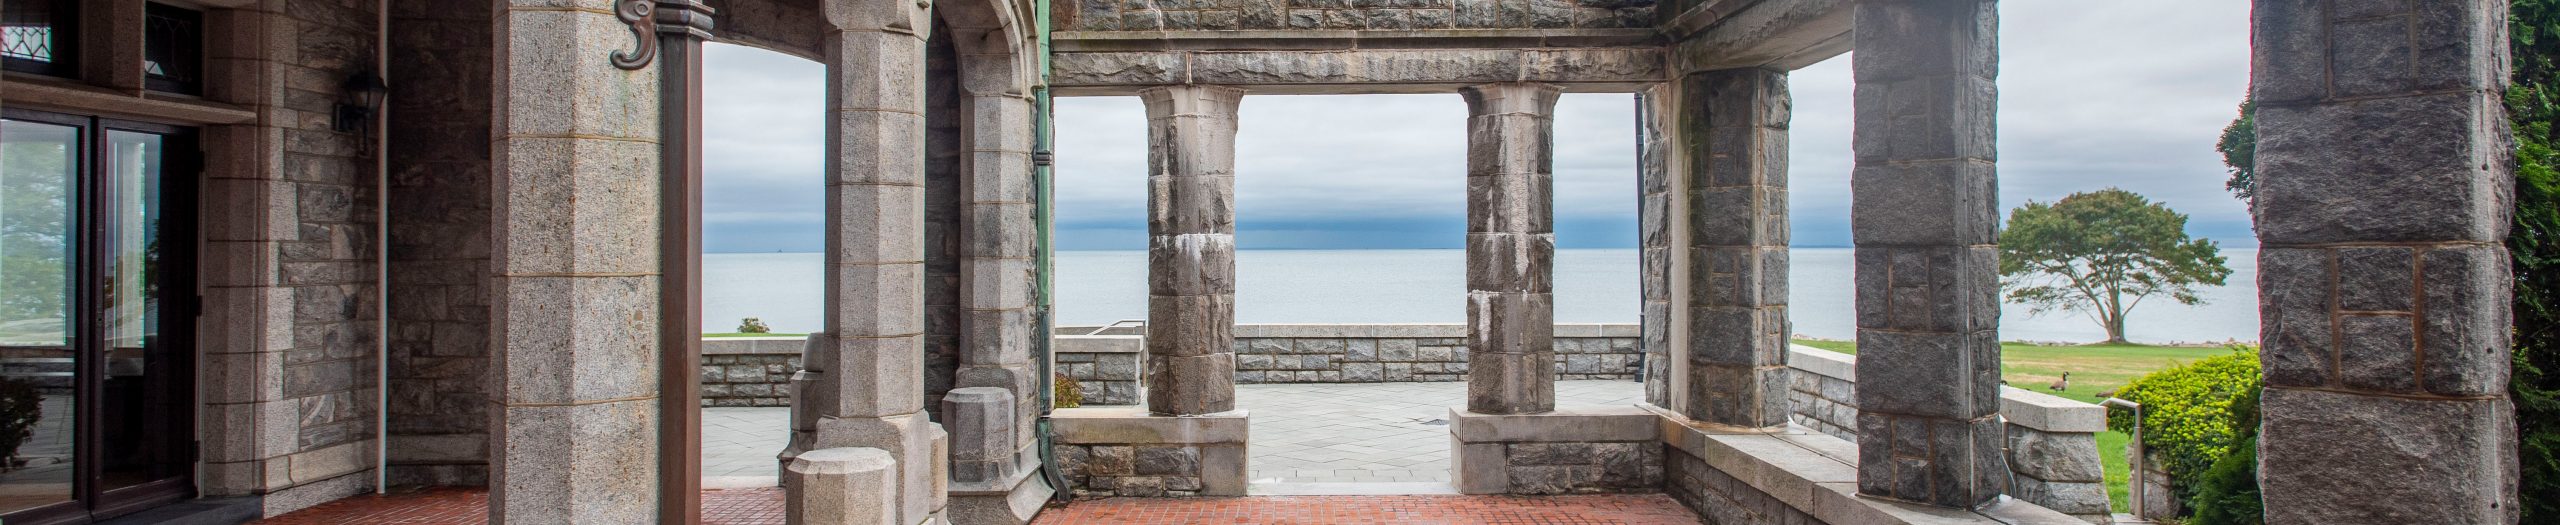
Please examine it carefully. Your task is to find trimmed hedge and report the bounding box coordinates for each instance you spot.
[2106,346,2261,509]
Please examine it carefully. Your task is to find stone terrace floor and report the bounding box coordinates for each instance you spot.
[692,380,1647,487]
[252,488,1703,524]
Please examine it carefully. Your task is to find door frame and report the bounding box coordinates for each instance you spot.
[0,107,201,525]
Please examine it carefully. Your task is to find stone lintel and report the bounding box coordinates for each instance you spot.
[1447,406,1658,444]
[1052,29,1663,53]
[1648,406,2084,525]
[1670,0,1852,73]
[1051,48,1664,96]
[1996,387,2106,434]
[1049,407,1250,445]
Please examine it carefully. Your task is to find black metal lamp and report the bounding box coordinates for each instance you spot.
[333,71,389,132]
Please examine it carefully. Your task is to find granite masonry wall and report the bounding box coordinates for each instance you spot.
[921,19,968,421]
[1777,345,2114,524]
[1053,332,1144,405]
[1666,452,1819,525]
[1450,407,1662,495]
[1231,324,1639,384]
[1050,407,1248,497]
[1050,0,1657,32]
[383,0,496,488]
[1784,346,1858,442]
[698,338,805,407]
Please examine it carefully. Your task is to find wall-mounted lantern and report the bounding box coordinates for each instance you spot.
[333,71,389,133]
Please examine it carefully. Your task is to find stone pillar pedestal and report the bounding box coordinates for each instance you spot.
[943,387,1051,525]
[2250,1,2518,523]
[1847,0,2006,509]
[788,447,899,525]
[1139,85,1245,416]
[1049,407,1249,497]
[1460,82,1563,415]
[1447,407,1661,495]
[1676,68,1791,428]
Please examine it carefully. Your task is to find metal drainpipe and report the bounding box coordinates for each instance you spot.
[1031,0,1070,501]
[373,0,391,495]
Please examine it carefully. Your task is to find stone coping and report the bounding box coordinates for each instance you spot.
[1785,346,2108,434]
[1646,405,2087,525]
[1049,407,1250,445]
[1786,345,1856,381]
[1447,405,1659,443]
[1053,323,1641,339]
[1054,334,1143,354]
[1998,387,2108,434]
[700,337,807,355]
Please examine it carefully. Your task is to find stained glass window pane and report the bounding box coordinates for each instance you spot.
[144,3,204,95]
[1,0,74,76]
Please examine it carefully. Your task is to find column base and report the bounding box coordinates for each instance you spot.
[1448,406,1659,495]
[1049,407,1248,497]
[948,447,1055,525]
[785,413,950,525]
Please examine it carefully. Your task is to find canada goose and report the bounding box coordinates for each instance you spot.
[2049,372,2070,392]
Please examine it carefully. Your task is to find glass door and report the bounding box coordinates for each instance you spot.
[0,110,197,524]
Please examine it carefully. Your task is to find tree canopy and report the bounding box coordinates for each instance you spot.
[1998,189,2231,344]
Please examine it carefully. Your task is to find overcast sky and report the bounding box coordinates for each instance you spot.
[701,0,2255,253]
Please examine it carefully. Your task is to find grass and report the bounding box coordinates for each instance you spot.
[704,332,806,338]
[1790,338,2236,513]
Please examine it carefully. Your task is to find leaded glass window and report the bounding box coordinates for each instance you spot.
[143,3,203,95]
[1,0,77,77]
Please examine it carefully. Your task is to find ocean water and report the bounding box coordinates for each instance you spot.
[705,248,2263,345]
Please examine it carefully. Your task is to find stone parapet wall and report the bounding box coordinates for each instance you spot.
[1777,346,2114,524]
[1054,334,1144,405]
[1451,407,1663,495]
[1652,406,2089,525]
[1231,324,1640,384]
[1049,408,1248,498]
[1666,452,1817,525]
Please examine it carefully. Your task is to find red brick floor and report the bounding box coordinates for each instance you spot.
[254,488,1700,524]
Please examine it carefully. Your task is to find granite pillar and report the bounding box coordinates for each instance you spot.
[1637,84,1677,409]
[956,89,1039,448]
[1678,68,1792,428]
[783,3,950,523]
[2251,1,2519,523]
[1140,85,1245,417]
[490,1,662,521]
[1461,82,1562,415]
[1847,0,2006,509]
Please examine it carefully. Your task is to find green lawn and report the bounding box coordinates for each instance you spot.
[1791,338,2234,513]
[704,332,807,338]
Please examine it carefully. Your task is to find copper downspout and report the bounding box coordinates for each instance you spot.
[373,0,391,495]
[653,2,715,523]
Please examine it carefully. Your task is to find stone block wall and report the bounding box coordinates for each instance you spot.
[1051,0,1655,32]
[1450,407,1661,495]
[921,20,967,421]
[1230,324,1639,383]
[1666,452,1818,525]
[1050,408,1247,497]
[384,0,496,488]
[1054,334,1143,405]
[1783,346,1857,442]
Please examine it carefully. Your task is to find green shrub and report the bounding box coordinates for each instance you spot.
[0,378,41,469]
[1052,374,1083,409]
[737,318,772,334]
[2106,346,2260,510]
[2187,381,2263,525]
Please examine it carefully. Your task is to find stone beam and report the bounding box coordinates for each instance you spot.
[1671,0,1852,73]
[1463,82,1561,415]
[1142,85,1245,416]
[2250,0,2518,523]
[488,1,662,522]
[1051,47,1663,96]
[1846,0,2005,509]
[1677,68,1791,428]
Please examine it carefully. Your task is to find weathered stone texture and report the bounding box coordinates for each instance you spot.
[1050,408,1248,497]
[787,447,899,525]
[1463,82,1563,415]
[1677,68,1791,428]
[1665,451,1818,525]
[1637,83,1676,409]
[1052,0,1653,31]
[1846,0,2004,509]
[1049,48,1666,93]
[1142,85,1247,416]
[2250,1,2520,522]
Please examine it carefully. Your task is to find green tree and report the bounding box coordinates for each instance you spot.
[2217,99,2257,204]
[1998,189,2232,344]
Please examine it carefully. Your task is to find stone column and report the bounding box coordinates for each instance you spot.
[2251,1,2518,523]
[786,3,949,523]
[1847,0,2005,509]
[489,1,662,522]
[1637,84,1676,409]
[1140,85,1245,417]
[1461,82,1562,415]
[1678,68,1790,428]
[956,89,1038,447]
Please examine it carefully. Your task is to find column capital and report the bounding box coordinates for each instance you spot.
[1459,83,1564,117]
[1138,85,1248,120]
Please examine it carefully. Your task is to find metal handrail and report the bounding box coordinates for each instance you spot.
[1084,319,1147,337]
[2100,397,2145,519]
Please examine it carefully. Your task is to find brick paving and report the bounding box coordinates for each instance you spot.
[255,488,1699,524]
[1030,494,1700,524]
